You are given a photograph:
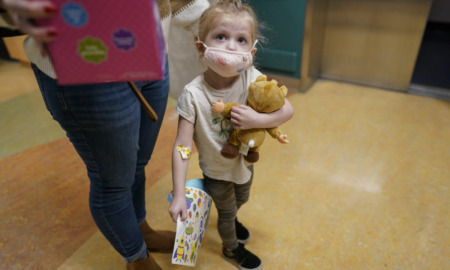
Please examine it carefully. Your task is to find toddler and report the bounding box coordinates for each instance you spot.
[168,1,293,269]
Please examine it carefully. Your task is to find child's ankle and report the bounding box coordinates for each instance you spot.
[224,245,238,254]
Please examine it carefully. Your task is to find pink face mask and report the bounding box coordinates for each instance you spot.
[199,40,258,77]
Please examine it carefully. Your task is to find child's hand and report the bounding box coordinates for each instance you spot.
[212,98,225,113]
[168,195,187,223]
[277,134,289,144]
[230,105,260,130]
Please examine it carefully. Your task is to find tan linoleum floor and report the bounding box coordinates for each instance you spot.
[0,58,449,269]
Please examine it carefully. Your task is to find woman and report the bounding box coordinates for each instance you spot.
[0,0,209,269]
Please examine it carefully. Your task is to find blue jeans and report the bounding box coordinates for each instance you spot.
[32,63,169,263]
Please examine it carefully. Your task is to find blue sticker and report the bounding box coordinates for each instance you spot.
[61,2,88,27]
[112,29,136,51]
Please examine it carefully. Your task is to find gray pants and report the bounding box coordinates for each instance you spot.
[203,167,254,250]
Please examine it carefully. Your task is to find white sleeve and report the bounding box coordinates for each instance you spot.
[170,0,210,33]
[176,87,197,124]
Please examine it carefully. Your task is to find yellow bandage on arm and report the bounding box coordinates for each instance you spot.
[176,145,191,160]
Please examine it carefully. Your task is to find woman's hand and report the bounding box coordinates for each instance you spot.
[168,195,187,223]
[2,0,58,42]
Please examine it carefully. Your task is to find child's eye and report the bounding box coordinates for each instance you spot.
[238,37,247,44]
[216,34,226,41]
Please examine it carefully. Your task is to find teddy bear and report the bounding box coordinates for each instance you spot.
[212,74,289,163]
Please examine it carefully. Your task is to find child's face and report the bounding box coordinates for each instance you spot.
[203,13,255,52]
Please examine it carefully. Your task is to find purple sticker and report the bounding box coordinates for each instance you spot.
[112,29,136,51]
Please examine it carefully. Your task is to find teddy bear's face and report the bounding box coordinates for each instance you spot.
[248,75,287,113]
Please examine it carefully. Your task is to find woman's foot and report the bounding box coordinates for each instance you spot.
[126,252,161,270]
[139,220,175,253]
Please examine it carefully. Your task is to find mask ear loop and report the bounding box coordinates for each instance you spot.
[196,37,208,59]
[196,37,208,49]
[249,40,258,57]
[252,40,258,49]
[200,41,208,49]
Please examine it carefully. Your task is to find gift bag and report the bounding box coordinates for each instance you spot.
[34,0,165,85]
[168,179,212,267]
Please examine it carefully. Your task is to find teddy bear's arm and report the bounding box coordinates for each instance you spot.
[222,102,241,118]
[212,99,242,117]
[267,127,289,144]
[266,127,282,139]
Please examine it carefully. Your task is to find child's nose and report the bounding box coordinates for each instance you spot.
[226,40,237,51]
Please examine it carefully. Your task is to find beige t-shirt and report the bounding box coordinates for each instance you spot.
[176,66,262,184]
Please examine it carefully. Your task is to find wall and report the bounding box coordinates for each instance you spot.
[428,0,450,23]
[321,0,433,91]
[298,0,329,92]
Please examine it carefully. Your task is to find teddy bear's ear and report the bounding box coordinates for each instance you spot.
[264,82,274,92]
[255,74,267,82]
[280,85,288,97]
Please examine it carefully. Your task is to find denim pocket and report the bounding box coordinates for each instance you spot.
[31,64,54,116]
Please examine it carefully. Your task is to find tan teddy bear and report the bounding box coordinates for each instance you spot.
[212,74,289,163]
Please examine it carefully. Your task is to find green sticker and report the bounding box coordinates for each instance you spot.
[77,37,107,63]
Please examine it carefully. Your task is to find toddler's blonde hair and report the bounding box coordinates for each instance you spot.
[198,0,260,44]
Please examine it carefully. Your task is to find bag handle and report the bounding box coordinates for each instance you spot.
[127,81,158,122]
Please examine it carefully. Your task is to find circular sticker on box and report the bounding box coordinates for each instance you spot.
[77,37,107,64]
[112,29,136,51]
[61,2,88,27]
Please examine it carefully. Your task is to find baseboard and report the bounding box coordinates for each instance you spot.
[408,83,450,101]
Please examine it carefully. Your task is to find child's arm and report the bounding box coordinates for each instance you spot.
[229,98,294,130]
[168,116,194,223]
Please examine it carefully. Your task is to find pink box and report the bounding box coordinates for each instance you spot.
[35,0,165,85]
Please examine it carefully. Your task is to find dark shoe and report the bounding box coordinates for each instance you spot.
[223,243,263,270]
[221,143,239,159]
[139,220,175,253]
[127,253,162,270]
[235,218,250,243]
[244,151,259,163]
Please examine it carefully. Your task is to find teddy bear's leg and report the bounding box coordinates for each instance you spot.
[244,146,260,163]
[221,143,239,159]
[221,131,240,159]
[244,151,259,163]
